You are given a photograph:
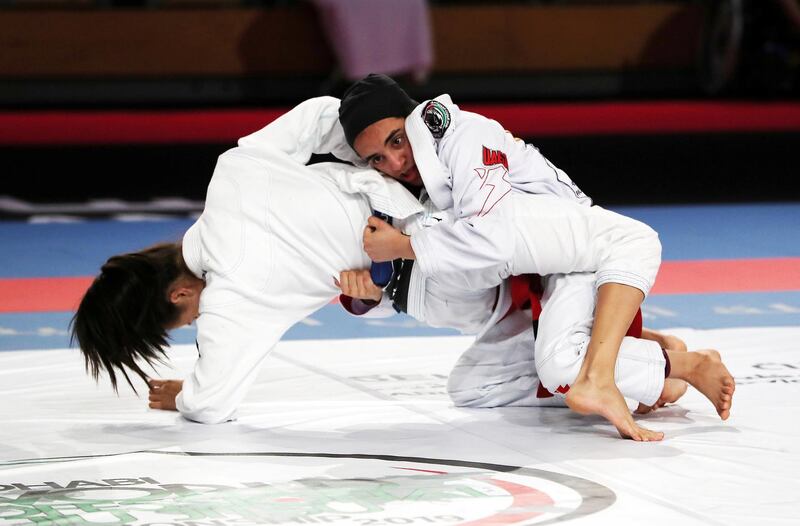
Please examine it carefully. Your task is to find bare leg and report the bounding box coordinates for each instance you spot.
[565,284,665,441]
[666,349,735,419]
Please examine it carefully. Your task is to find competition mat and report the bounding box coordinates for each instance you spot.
[1,328,799,525]
[1,202,799,524]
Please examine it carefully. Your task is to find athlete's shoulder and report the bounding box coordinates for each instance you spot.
[430,100,504,164]
[411,94,457,141]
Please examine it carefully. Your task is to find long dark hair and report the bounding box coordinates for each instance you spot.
[70,243,187,392]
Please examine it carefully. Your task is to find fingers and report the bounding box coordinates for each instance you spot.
[148,382,180,411]
[148,379,182,393]
[148,391,165,410]
[338,271,354,296]
[337,270,380,300]
[367,216,388,229]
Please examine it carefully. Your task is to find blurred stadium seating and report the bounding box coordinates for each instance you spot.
[0,0,797,212]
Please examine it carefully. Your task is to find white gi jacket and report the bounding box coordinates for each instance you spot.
[404,94,660,297]
[176,144,420,423]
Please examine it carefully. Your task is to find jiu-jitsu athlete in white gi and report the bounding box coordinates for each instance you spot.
[72,97,733,434]
[332,75,734,440]
[152,94,732,432]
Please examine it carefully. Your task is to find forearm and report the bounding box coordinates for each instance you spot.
[410,218,512,277]
[581,282,644,382]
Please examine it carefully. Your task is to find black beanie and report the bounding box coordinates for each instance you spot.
[339,74,418,149]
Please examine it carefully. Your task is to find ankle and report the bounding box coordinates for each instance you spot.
[578,370,616,388]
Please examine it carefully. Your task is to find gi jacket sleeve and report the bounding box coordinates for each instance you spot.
[509,195,662,297]
[175,151,294,424]
[410,116,516,276]
[237,96,361,166]
[176,294,291,424]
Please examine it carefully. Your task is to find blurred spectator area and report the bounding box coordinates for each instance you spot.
[2,0,798,208]
[0,0,717,106]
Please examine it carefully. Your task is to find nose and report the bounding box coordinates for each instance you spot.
[386,151,406,176]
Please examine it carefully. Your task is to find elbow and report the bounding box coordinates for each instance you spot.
[627,220,661,267]
[596,223,663,297]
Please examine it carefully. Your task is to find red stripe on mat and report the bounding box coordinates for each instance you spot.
[2,101,800,146]
[651,258,800,295]
[2,257,799,313]
[0,277,93,313]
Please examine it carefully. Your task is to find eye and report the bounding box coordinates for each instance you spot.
[370,156,383,167]
[392,135,405,146]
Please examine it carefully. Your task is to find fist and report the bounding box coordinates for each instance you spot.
[335,270,383,302]
[363,216,415,262]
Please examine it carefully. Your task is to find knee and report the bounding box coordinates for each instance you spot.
[536,348,582,394]
[447,374,489,407]
[447,375,538,408]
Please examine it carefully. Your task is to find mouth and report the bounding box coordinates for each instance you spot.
[402,166,421,185]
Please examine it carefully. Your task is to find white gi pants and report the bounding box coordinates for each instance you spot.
[448,273,667,408]
[447,280,563,408]
[536,272,666,407]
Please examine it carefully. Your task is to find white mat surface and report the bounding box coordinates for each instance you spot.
[2,327,799,525]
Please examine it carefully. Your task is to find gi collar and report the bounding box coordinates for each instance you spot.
[313,162,424,220]
[405,94,458,211]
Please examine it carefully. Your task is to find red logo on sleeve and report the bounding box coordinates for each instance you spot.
[482,146,508,170]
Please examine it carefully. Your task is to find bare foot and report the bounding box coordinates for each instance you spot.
[566,379,665,441]
[685,350,735,420]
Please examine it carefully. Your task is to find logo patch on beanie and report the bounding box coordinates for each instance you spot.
[422,100,451,139]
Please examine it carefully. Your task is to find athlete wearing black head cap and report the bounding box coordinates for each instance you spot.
[338,74,423,187]
[339,73,418,147]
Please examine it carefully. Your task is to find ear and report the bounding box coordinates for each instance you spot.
[168,279,201,306]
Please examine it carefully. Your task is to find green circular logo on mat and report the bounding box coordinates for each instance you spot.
[0,452,615,525]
